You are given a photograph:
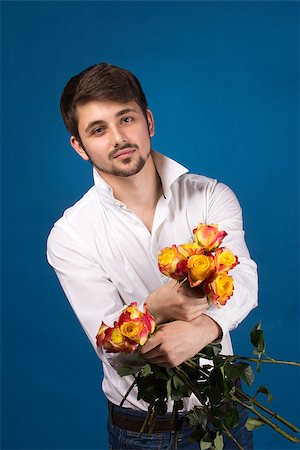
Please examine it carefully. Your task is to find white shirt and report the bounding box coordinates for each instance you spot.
[47,150,258,411]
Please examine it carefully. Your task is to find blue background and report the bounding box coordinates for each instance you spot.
[2,1,299,449]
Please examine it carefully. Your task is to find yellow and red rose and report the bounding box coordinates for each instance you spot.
[96,302,156,353]
[187,252,215,287]
[96,322,129,352]
[158,245,188,280]
[193,224,227,251]
[177,242,204,258]
[156,223,238,307]
[204,272,234,307]
[214,247,239,273]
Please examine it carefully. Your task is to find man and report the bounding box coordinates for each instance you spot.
[47,63,258,449]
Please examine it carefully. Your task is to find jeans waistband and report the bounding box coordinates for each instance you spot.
[108,401,188,433]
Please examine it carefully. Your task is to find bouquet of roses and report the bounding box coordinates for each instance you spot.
[96,302,155,353]
[96,224,300,449]
[158,223,238,307]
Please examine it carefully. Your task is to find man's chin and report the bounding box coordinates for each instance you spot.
[113,164,145,178]
[95,156,147,178]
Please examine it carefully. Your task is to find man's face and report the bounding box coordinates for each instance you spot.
[70,100,155,178]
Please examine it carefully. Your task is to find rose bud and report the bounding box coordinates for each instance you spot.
[193,224,227,251]
[178,242,204,258]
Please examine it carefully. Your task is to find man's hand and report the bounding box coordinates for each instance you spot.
[140,315,222,368]
[146,280,209,324]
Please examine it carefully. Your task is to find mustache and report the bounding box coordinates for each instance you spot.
[109,143,139,159]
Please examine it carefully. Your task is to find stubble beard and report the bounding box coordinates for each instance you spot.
[94,153,148,177]
[82,141,151,178]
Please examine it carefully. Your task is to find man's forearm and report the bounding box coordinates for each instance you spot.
[192,314,223,345]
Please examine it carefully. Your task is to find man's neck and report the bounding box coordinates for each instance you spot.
[97,154,163,231]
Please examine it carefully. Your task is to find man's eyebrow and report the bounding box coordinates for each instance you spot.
[84,109,138,134]
[85,120,105,134]
[115,108,138,118]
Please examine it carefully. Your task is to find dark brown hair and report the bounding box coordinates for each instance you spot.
[60,63,148,141]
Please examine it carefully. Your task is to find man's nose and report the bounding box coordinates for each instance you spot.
[111,126,126,147]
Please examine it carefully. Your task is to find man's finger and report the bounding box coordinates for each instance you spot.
[140,333,162,354]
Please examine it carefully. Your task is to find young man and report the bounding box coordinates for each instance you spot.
[47,63,258,449]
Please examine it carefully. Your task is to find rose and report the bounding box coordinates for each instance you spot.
[177,242,204,258]
[187,253,215,287]
[119,305,154,346]
[158,245,188,280]
[96,302,156,352]
[143,307,156,337]
[122,303,155,345]
[96,322,132,353]
[119,319,144,343]
[214,247,239,273]
[204,272,234,307]
[193,224,227,251]
[120,302,143,321]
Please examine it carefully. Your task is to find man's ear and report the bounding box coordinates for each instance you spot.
[70,136,90,161]
[146,109,155,137]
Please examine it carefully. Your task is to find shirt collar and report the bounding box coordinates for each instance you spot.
[151,150,188,195]
[93,149,189,203]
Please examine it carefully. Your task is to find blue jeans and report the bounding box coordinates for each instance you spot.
[107,402,253,450]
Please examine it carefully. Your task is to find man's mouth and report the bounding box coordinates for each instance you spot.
[113,147,137,159]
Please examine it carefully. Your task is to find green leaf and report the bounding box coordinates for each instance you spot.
[251,321,261,333]
[224,406,240,430]
[141,364,153,377]
[256,385,273,403]
[250,322,265,353]
[117,366,136,377]
[154,398,168,416]
[200,442,213,450]
[209,367,231,401]
[166,379,172,398]
[173,374,185,391]
[199,343,222,359]
[224,362,246,382]
[200,435,214,450]
[136,377,167,403]
[188,406,208,429]
[150,364,170,380]
[241,364,254,387]
[245,417,265,431]
[214,432,224,450]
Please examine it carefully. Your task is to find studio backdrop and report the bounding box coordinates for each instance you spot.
[2,1,299,449]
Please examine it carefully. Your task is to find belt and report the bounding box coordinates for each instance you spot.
[109,379,242,433]
[109,404,188,433]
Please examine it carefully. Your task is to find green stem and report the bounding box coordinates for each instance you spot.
[119,373,140,407]
[181,359,212,380]
[139,404,155,434]
[172,401,181,450]
[231,394,300,443]
[235,388,300,433]
[226,355,300,367]
[221,423,244,450]
[148,406,157,434]
[174,367,207,405]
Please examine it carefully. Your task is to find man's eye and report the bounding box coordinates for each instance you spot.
[122,117,133,123]
[93,127,104,134]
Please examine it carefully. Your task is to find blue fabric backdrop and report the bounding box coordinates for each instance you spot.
[2,1,299,449]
